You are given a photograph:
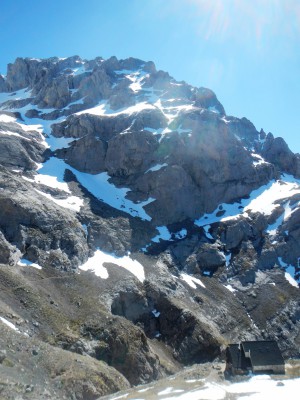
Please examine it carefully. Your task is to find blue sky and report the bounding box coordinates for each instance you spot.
[0,0,299,152]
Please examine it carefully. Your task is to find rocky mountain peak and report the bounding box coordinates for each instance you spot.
[0,54,299,398]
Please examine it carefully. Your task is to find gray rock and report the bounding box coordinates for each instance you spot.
[76,67,112,105]
[77,316,162,385]
[193,87,225,115]
[258,247,278,270]
[34,75,71,109]
[227,116,259,148]
[6,58,33,91]
[0,122,45,170]
[106,130,159,176]
[52,113,130,141]
[143,60,156,73]
[0,74,7,92]
[0,169,89,270]
[261,133,298,175]
[184,242,226,274]
[119,57,145,71]
[139,164,203,225]
[220,217,255,251]
[142,69,171,90]
[56,134,107,174]
[0,231,21,265]
[109,88,135,110]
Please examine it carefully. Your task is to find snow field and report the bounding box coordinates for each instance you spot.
[195,177,300,229]
[108,375,300,400]
[35,157,155,219]
[34,189,83,212]
[78,249,145,282]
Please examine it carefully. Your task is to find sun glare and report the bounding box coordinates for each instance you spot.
[186,0,300,44]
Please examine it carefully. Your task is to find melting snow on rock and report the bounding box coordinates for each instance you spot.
[79,249,145,282]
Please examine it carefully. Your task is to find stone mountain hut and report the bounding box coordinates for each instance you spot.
[225,340,285,376]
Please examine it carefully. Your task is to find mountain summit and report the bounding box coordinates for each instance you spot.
[0,55,299,399]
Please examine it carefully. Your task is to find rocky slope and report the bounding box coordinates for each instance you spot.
[0,55,299,399]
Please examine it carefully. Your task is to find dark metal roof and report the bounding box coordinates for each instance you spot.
[226,344,250,370]
[241,341,284,367]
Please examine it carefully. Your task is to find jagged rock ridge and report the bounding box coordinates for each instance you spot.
[0,55,299,399]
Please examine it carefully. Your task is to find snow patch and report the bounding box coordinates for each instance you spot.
[18,258,42,270]
[138,387,154,393]
[82,224,88,235]
[145,163,168,173]
[71,66,91,76]
[35,173,70,191]
[180,273,206,289]
[153,99,194,124]
[0,317,19,332]
[285,272,298,288]
[0,130,30,140]
[34,189,83,212]
[251,153,268,166]
[267,200,293,235]
[244,179,300,215]
[152,309,160,318]
[0,88,33,106]
[208,106,220,114]
[37,157,154,220]
[195,177,300,228]
[79,251,109,279]
[152,226,172,242]
[174,229,187,239]
[76,100,155,117]
[46,135,76,150]
[224,284,236,293]
[143,126,163,134]
[79,249,145,282]
[203,225,213,239]
[277,257,299,287]
[125,71,147,93]
[0,114,16,123]
[225,252,232,267]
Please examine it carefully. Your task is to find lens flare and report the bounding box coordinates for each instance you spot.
[184,0,300,44]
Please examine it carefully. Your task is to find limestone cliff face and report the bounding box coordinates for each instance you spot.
[0,55,299,397]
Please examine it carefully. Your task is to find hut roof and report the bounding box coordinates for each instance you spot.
[241,340,284,367]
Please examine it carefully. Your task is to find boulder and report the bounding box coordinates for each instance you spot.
[0,231,21,265]
[183,242,226,275]
[220,217,255,251]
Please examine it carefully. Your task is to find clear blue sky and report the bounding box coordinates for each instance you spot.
[1,0,299,153]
